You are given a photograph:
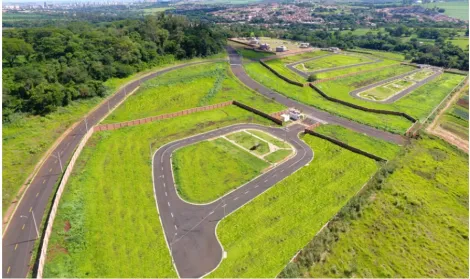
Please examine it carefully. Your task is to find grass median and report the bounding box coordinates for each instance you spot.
[43,106,277,277]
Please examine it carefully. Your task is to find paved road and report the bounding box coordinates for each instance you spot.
[227,46,406,145]
[285,53,381,78]
[153,123,313,278]
[350,69,442,104]
[2,59,227,278]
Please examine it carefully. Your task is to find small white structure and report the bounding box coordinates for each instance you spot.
[300,42,310,48]
[280,114,290,122]
[276,45,288,52]
[289,109,301,121]
[249,39,259,45]
[259,43,270,51]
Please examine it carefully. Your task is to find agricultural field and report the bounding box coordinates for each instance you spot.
[438,84,469,139]
[43,106,276,277]
[103,62,285,123]
[208,134,379,277]
[295,54,373,72]
[173,129,292,203]
[314,124,402,160]
[300,136,469,278]
[316,67,465,122]
[358,69,435,101]
[421,1,469,20]
[448,37,469,51]
[244,62,412,133]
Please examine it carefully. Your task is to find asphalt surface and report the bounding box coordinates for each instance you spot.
[153,123,313,278]
[227,46,406,145]
[285,53,381,78]
[350,69,442,104]
[2,59,227,278]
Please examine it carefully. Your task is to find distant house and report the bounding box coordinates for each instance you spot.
[276,45,288,52]
[259,43,270,51]
[299,42,310,48]
[322,47,341,53]
[249,39,259,45]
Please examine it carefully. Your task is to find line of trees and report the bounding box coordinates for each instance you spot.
[2,13,227,120]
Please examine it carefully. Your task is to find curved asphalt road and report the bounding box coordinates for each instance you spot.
[227,46,406,145]
[2,59,227,278]
[350,68,442,104]
[153,123,313,278]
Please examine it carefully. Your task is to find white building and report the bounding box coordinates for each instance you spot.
[276,45,288,52]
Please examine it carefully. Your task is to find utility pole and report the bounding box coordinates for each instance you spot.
[84,117,88,132]
[108,100,110,112]
[58,151,63,172]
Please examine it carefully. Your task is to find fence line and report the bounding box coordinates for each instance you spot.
[37,128,94,278]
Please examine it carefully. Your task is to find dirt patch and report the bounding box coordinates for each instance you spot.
[64,220,71,232]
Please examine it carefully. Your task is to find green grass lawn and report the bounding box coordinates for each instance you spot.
[265,59,306,83]
[314,124,403,160]
[103,62,285,124]
[355,48,406,61]
[316,59,400,79]
[226,131,270,156]
[2,97,103,215]
[305,136,469,277]
[298,54,372,72]
[43,106,276,277]
[244,62,412,134]
[277,51,330,64]
[247,129,291,148]
[360,79,415,101]
[421,1,469,20]
[209,134,379,277]
[317,70,465,122]
[173,137,269,203]
[264,149,292,163]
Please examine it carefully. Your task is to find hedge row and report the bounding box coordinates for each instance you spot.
[259,60,305,87]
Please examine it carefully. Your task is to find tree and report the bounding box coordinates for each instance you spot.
[2,38,34,67]
[307,74,319,82]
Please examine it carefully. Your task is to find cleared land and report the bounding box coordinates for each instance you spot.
[173,137,270,203]
[244,62,413,133]
[248,129,291,148]
[208,134,379,277]
[316,67,465,122]
[358,69,435,101]
[103,62,285,123]
[43,106,276,277]
[295,54,372,72]
[314,124,402,160]
[303,136,469,278]
[315,59,400,79]
[226,131,271,156]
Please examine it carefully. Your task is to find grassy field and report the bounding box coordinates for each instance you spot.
[439,84,469,139]
[264,59,306,83]
[2,54,227,216]
[103,62,285,123]
[304,136,469,277]
[314,125,403,160]
[354,48,407,61]
[448,38,469,51]
[316,59,400,79]
[277,51,330,64]
[209,134,379,277]
[43,106,277,277]
[359,79,414,101]
[244,62,412,134]
[421,1,469,20]
[297,54,372,72]
[227,131,270,155]
[2,97,103,215]
[265,149,292,163]
[173,137,269,203]
[248,129,291,148]
[141,7,174,14]
[316,67,465,121]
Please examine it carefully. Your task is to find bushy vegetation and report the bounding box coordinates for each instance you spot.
[2,14,227,119]
[244,62,412,133]
[314,124,403,160]
[439,84,469,139]
[43,106,276,277]
[280,135,468,278]
[173,137,269,203]
[103,62,285,123]
[208,134,379,277]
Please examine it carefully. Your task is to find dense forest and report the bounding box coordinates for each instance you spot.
[2,13,227,120]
